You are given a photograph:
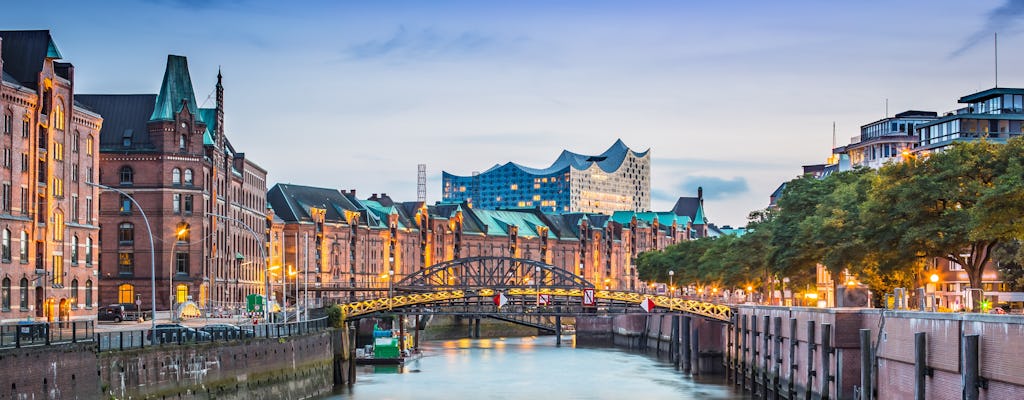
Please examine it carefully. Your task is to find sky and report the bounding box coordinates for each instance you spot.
[5,0,1023,227]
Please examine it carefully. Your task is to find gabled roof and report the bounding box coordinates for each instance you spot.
[197,108,216,145]
[74,94,158,151]
[467,209,556,238]
[0,30,61,89]
[150,55,198,121]
[267,183,363,224]
[671,197,700,221]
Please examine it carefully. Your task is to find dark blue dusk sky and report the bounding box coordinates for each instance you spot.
[5,0,1022,226]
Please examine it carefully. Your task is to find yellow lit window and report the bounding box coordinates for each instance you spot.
[533,195,541,201]
[459,186,466,192]
[533,183,540,189]
[510,184,518,190]
[518,201,526,207]
[118,284,134,303]
[86,135,94,156]
[542,178,548,183]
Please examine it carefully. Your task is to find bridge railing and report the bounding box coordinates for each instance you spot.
[0,320,95,349]
[95,317,331,352]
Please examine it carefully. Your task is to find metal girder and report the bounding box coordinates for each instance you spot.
[395,256,591,290]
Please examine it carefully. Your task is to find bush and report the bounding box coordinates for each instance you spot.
[326,305,344,328]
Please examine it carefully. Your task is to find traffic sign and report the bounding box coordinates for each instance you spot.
[537,294,550,306]
[493,292,508,308]
[640,298,655,313]
[582,288,596,307]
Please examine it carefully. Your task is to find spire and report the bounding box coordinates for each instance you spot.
[694,186,706,225]
[215,66,225,142]
[150,55,198,121]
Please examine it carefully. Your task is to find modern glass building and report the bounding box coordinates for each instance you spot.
[915,87,1024,152]
[442,139,650,214]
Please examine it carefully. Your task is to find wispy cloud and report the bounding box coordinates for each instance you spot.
[950,0,1024,58]
[651,189,680,203]
[143,0,245,10]
[676,176,749,200]
[345,26,507,61]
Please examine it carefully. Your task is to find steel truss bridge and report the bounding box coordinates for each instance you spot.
[332,257,733,323]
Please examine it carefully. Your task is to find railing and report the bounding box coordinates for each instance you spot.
[95,317,330,352]
[0,320,95,349]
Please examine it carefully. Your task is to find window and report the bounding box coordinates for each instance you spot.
[70,194,78,222]
[172,168,181,185]
[85,280,93,308]
[179,134,187,152]
[72,131,80,153]
[184,195,193,214]
[86,135,94,156]
[1,229,9,262]
[53,210,64,241]
[87,167,93,182]
[85,236,93,265]
[86,197,93,223]
[2,113,10,134]
[71,163,78,182]
[119,166,133,185]
[118,252,134,275]
[1,184,9,212]
[176,222,190,242]
[52,177,63,198]
[175,252,189,274]
[118,222,134,245]
[173,193,181,214]
[19,232,27,263]
[53,100,65,131]
[119,194,132,213]
[184,169,193,185]
[70,235,79,264]
[70,279,78,309]
[21,120,29,138]
[1,278,9,311]
[176,283,188,303]
[117,283,134,304]
[19,278,28,309]
[20,153,27,172]
[52,142,63,161]
[52,255,63,286]
[2,147,9,168]
[122,130,133,148]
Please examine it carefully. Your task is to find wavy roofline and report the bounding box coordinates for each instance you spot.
[445,139,649,178]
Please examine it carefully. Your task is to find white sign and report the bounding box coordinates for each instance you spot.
[493,292,508,308]
[537,294,550,306]
[582,288,596,307]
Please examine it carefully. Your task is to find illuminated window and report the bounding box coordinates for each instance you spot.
[510,184,518,190]
[53,100,65,130]
[459,186,466,192]
[118,252,134,274]
[52,255,63,286]
[86,135,94,156]
[53,210,64,241]
[533,195,541,201]
[118,283,134,304]
[176,284,188,303]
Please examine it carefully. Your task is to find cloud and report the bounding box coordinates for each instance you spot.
[950,0,1024,58]
[650,189,679,203]
[143,0,245,10]
[655,157,791,170]
[345,26,505,61]
[676,176,749,200]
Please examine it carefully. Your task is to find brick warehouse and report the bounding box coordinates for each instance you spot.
[76,55,268,313]
[267,184,694,306]
[0,31,103,323]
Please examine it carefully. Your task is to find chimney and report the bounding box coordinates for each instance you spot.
[697,186,703,202]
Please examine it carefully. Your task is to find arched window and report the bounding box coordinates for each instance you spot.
[85,236,93,265]
[1,278,10,311]
[19,278,28,309]
[53,210,64,241]
[86,134,94,156]
[72,130,80,153]
[176,284,188,304]
[19,231,28,261]
[118,284,134,304]
[53,99,66,131]
[179,134,187,151]
[85,280,93,308]
[1,229,9,262]
[119,166,133,185]
[70,279,78,309]
[70,235,79,264]
[176,222,190,242]
[118,222,134,245]
[184,169,193,185]
[172,168,181,185]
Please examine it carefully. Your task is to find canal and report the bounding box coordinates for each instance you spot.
[328,335,741,399]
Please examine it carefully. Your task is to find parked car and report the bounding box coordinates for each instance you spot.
[97,305,127,322]
[199,323,255,340]
[147,323,212,344]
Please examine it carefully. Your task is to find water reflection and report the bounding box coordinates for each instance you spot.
[330,335,741,400]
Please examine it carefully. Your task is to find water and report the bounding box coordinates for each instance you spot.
[328,335,741,400]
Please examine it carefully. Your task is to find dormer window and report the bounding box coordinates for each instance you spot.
[179,134,187,152]
[122,129,133,148]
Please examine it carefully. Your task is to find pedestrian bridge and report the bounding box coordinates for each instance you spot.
[333,257,733,322]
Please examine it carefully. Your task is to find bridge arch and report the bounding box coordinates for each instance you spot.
[396,256,592,290]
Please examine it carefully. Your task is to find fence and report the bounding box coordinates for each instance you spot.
[95,317,331,352]
[0,320,95,349]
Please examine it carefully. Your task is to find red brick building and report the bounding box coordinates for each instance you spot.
[77,55,267,313]
[267,184,690,306]
[0,31,102,322]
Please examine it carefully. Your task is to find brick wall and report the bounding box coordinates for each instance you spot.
[0,342,99,398]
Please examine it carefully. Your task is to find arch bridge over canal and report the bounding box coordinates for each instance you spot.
[331,257,733,324]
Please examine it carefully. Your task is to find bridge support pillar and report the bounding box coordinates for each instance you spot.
[682,316,692,374]
[670,315,680,365]
[556,315,562,347]
[691,324,700,376]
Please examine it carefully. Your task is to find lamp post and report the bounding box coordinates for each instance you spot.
[205,213,270,322]
[388,269,394,310]
[535,265,541,305]
[668,270,674,298]
[87,182,156,331]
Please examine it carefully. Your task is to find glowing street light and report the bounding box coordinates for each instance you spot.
[668,270,674,298]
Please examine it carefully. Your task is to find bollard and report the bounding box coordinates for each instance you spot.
[762,315,770,399]
[773,316,783,400]
[860,329,873,400]
[670,315,679,365]
[556,315,562,347]
[820,323,832,400]
[805,320,816,400]
[914,332,927,400]
[682,316,692,374]
[788,318,797,400]
[692,326,700,375]
[741,315,749,390]
[734,315,742,385]
[751,315,760,394]
[963,334,979,400]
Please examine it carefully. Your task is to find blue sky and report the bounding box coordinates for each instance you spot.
[6,0,1022,226]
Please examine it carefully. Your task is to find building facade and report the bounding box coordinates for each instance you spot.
[915,88,1024,153]
[834,110,937,170]
[268,184,687,306]
[77,55,267,313]
[442,139,651,215]
[0,31,102,322]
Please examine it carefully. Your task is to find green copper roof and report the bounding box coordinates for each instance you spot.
[471,209,554,238]
[693,202,706,225]
[198,108,216,145]
[150,55,198,122]
[45,37,62,59]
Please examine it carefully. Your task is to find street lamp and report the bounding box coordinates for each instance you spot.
[87,182,157,331]
[206,213,270,322]
[668,270,674,298]
[535,265,541,305]
[388,269,395,310]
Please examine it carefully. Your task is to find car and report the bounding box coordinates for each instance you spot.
[147,323,212,344]
[199,324,255,340]
[97,305,127,322]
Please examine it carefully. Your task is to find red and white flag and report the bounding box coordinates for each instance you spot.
[640,298,656,313]
[537,294,551,306]
[493,292,508,308]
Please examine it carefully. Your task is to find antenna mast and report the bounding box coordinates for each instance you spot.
[417,164,427,202]
[995,32,999,88]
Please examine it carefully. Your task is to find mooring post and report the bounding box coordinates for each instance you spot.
[788,318,797,400]
[773,316,783,400]
[751,315,760,395]
[820,323,832,400]
[670,314,680,365]
[963,334,980,400]
[656,314,664,355]
[861,329,873,400]
[913,331,926,400]
[741,315,749,391]
[683,316,693,374]
[556,315,562,347]
[347,322,357,386]
[762,315,770,399]
[692,325,700,375]
[735,315,742,385]
[805,320,816,400]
